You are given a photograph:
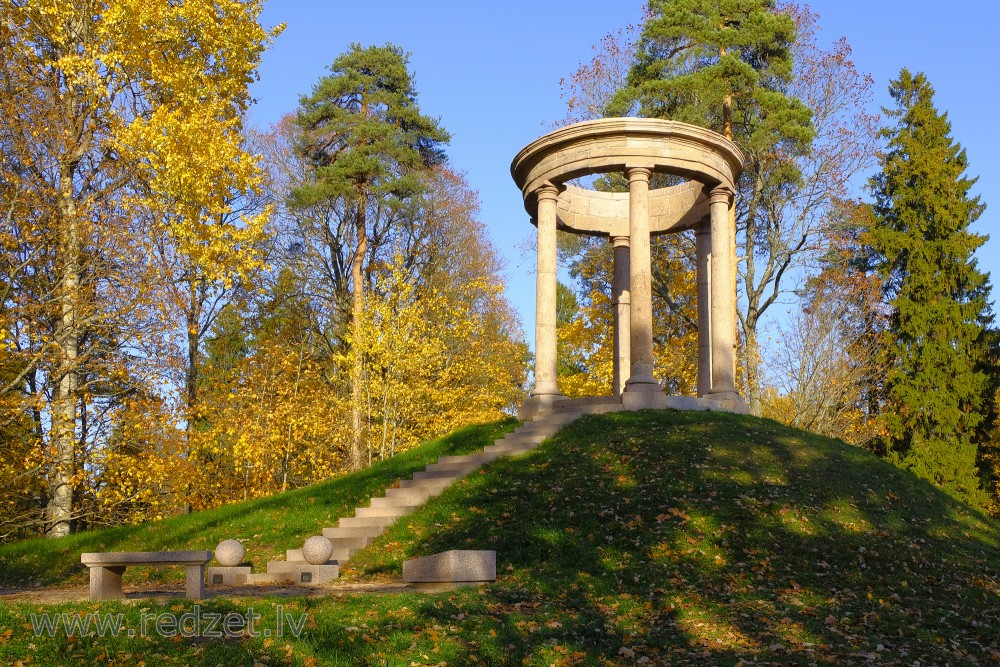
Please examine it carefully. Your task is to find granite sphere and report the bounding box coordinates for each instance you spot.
[215,539,245,567]
[302,536,333,565]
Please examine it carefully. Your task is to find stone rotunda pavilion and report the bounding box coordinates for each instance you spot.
[511,117,749,418]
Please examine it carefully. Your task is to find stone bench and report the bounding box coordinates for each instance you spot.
[80,550,213,601]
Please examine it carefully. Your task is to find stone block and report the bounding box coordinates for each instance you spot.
[207,566,251,586]
[264,562,339,585]
[662,395,708,412]
[621,389,669,411]
[293,563,339,585]
[402,550,496,584]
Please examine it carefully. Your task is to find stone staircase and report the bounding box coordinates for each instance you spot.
[246,400,622,585]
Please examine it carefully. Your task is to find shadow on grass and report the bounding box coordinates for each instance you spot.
[340,410,1000,665]
[0,419,516,589]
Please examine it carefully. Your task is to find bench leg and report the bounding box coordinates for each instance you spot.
[185,564,205,600]
[89,566,126,601]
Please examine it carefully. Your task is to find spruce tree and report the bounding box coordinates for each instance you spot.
[869,68,993,505]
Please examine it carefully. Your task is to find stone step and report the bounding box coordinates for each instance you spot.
[506,425,556,437]
[354,503,419,518]
[373,490,433,506]
[487,436,537,448]
[554,396,616,408]
[321,533,373,550]
[436,452,498,466]
[493,435,545,448]
[322,526,384,540]
[484,443,535,456]
[549,410,585,421]
[574,403,624,415]
[329,547,357,563]
[385,484,450,503]
[411,469,467,481]
[268,560,307,573]
[338,514,400,529]
[423,461,479,474]
[502,431,547,441]
[261,410,592,580]
[396,476,455,491]
[498,434,536,445]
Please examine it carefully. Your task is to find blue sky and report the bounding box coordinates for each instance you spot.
[249,1,1000,342]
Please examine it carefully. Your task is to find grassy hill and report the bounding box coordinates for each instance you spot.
[0,418,516,588]
[2,409,1000,666]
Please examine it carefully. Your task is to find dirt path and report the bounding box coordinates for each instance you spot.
[0,581,423,605]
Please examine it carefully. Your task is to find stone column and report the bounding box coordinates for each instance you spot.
[622,167,666,410]
[529,184,564,409]
[611,235,631,396]
[695,219,712,397]
[708,187,739,401]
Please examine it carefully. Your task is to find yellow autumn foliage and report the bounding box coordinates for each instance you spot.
[352,255,527,461]
[557,234,700,397]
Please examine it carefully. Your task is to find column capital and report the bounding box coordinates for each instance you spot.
[708,185,735,207]
[610,235,630,249]
[535,183,561,203]
[625,166,653,182]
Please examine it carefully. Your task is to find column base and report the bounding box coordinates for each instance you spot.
[705,391,750,415]
[621,387,668,411]
[622,362,664,411]
[517,393,568,420]
[624,363,658,388]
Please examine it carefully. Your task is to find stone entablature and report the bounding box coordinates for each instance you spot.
[511,118,742,204]
[511,118,748,415]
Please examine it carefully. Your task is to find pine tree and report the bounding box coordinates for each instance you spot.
[608,0,816,415]
[290,43,449,470]
[611,0,810,149]
[868,69,993,505]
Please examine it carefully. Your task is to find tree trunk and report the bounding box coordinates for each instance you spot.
[349,201,367,470]
[185,275,200,440]
[744,323,763,417]
[47,165,80,538]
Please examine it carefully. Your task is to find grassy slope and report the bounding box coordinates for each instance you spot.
[0,419,515,588]
[2,410,1000,666]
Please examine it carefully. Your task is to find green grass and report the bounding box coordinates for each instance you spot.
[0,418,515,589]
[3,410,1000,665]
